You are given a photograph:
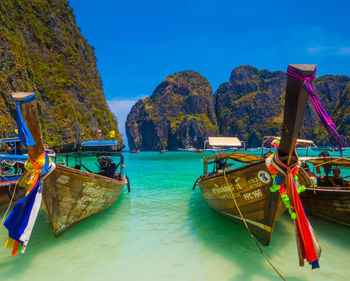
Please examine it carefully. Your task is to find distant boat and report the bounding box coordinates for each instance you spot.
[262,136,316,157]
[177,147,196,152]
[311,146,346,153]
[11,92,129,237]
[300,156,350,226]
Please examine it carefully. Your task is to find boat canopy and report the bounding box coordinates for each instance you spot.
[81,141,118,147]
[58,151,123,159]
[0,153,27,163]
[0,138,21,143]
[208,137,242,147]
[300,156,350,167]
[81,140,119,152]
[206,152,264,163]
[263,136,316,147]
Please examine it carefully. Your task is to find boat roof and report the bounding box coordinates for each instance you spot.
[263,136,316,147]
[208,137,241,147]
[206,152,264,163]
[0,137,21,143]
[81,140,118,147]
[0,153,27,163]
[300,156,350,167]
[58,151,123,159]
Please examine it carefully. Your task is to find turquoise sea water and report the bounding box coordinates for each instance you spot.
[0,149,349,281]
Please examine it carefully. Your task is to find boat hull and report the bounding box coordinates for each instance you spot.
[198,161,311,245]
[18,164,127,236]
[301,187,350,226]
[0,175,26,206]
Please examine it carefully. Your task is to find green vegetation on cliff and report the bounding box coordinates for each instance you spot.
[127,65,350,150]
[126,70,218,150]
[215,66,350,147]
[0,0,122,150]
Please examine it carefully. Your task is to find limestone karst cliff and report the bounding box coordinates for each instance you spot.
[126,65,350,149]
[126,70,218,150]
[0,0,123,151]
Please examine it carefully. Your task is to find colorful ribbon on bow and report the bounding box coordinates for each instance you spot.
[287,66,346,154]
[4,152,51,255]
[10,93,37,146]
[266,151,321,269]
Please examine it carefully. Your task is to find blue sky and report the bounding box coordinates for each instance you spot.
[69,0,350,146]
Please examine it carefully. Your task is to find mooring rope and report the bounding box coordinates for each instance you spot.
[223,169,287,281]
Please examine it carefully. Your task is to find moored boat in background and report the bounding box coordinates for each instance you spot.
[0,153,27,206]
[300,156,350,226]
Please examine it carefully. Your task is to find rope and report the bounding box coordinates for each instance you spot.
[223,169,287,281]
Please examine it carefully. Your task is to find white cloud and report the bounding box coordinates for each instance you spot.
[307,45,350,56]
[338,47,350,55]
[307,46,328,55]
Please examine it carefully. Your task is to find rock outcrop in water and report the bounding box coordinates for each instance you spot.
[127,65,350,149]
[126,70,218,151]
[0,0,123,151]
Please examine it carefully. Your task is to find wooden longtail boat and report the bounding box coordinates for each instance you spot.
[194,64,315,246]
[12,92,128,237]
[300,156,350,226]
[0,153,27,206]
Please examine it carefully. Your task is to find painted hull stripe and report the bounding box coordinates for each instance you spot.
[221,211,272,232]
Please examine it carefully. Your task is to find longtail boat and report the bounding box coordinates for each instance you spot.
[195,137,311,246]
[0,153,27,206]
[0,138,27,206]
[300,156,350,226]
[8,92,128,239]
[194,65,320,268]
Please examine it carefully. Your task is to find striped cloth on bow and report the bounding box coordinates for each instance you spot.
[270,151,321,269]
[4,152,52,255]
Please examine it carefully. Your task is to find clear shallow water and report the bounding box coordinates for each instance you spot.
[0,149,349,281]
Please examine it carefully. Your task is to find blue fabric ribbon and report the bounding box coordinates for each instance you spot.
[11,94,37,147]
[4,180,41,242]
[40,152,50,175]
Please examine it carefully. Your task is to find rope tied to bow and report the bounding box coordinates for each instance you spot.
[266,151,321,269]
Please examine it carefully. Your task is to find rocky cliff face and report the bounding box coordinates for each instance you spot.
[215,65,350,147]
[126,65,350,150]
[126,70,218,150]
[215,65,286,147]
[0,0,123,150]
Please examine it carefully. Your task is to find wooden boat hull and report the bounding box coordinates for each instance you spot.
[198,161,311,245]
[301,187,350,226]
[18,164,127,236]
[0,176,26,206]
